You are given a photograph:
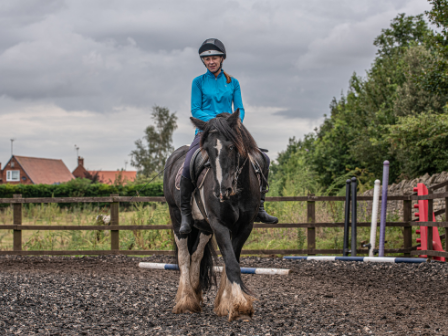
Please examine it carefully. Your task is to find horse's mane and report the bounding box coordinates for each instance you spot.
[199,113,258,158]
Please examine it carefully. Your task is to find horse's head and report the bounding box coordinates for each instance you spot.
[190,109,257,201]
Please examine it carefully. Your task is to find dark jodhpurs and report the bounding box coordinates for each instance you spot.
[182,133,271,180]
[182,133,202,179]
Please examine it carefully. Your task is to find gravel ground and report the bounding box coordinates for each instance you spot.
[0,255,447,336]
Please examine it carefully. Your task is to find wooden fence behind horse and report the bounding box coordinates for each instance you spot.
[1,188,447,259]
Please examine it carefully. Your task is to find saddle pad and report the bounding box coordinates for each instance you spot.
[175,163,184,190]
[175,162,210,190]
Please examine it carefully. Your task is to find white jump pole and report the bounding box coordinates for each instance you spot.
[369,179,381,257]
[138,263,290,275]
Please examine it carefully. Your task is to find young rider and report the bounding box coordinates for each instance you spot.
[179,38,278,234]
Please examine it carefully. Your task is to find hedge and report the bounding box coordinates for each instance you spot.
[0,181,163,199]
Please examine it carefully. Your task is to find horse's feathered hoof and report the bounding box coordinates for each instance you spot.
[214,272,255,321]
[173,291,201,314]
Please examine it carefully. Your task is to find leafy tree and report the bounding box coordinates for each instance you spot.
[393,46,445,117]
[130,105,177,177]
[270,136,319,196]
[374,13,431,57]
[271,12,448,192]
[387,112,448,178]
[83,170,101,183]
[308,14,434,186]
[421,0,448,96]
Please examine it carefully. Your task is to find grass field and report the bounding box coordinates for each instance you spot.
[0,200,420,255]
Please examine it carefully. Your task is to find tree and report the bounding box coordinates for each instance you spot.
[130,105,177,177]
[420,0,448,96]
[374,13,431,57]
[272,12,448,191]
[387,112,448,178]
[300,14,434,187]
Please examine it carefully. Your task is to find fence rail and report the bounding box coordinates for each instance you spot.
[1,191,447,258]
[1,193,448,203]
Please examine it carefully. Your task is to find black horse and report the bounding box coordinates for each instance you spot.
[163,110,264,321]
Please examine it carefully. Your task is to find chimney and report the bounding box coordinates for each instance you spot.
[78,156,84,168]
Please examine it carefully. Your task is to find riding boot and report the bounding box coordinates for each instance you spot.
[179,176,195,234]
[255,170,278,224]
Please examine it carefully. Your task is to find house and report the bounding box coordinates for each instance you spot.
[0,155,74,185]
[72,157,137,185]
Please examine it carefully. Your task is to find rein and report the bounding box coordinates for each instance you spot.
[234,152,248,183]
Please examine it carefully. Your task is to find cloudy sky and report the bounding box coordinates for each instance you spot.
[0,0,432,172]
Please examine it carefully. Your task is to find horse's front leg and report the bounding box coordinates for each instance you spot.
[232,220,253,263]
[173,234,201,313]
[212,222,255,321]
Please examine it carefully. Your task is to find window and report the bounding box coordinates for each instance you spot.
[6,170,20,182]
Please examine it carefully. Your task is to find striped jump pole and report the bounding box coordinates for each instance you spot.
[283,256,427,263]
[138,263,290,275]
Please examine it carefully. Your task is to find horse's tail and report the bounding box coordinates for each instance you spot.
[174,227,217,292]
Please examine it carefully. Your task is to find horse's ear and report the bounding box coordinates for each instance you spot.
[227,109,241,128]
[190,117,207,130]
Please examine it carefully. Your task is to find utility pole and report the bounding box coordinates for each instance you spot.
[10,139,15,156]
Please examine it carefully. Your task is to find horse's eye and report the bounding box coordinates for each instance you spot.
[229,145,234,151]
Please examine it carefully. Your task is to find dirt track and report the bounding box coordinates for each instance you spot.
[0,255,447,335]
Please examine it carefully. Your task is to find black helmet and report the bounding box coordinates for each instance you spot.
[198,38,226,59]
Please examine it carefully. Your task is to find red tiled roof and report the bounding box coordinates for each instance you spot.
[14,156,74,184]
[89,171,137,185]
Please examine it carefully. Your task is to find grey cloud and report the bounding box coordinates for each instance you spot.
[0,0,433,169]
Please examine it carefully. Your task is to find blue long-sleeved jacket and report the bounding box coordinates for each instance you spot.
[191,69,245,134]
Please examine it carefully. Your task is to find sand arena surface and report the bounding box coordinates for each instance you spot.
[0,255,447,335]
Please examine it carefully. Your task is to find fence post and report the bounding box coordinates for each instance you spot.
[427,196,433,260]
[403,200,412,257]
[445,186,448,253]
[13,194,22,251]
[307,198,316,256]
[110,194,119,252]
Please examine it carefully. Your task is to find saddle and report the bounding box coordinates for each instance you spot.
[175,148,268,190]
[175,148,210,191]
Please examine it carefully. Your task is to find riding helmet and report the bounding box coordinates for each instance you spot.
[198,38,226,59]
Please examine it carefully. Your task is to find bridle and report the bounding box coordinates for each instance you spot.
[234,152,248,183]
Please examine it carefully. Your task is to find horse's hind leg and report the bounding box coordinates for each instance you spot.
[189,232,212,303]
[173,235,201,314]
[213,224,255,321]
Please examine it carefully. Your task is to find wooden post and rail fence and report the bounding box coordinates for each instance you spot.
[1,188,447,259]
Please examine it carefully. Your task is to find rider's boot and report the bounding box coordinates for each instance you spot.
[255,170,278,224]
[179,176,195,234]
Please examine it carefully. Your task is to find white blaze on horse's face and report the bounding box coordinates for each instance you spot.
[214,138,223,198]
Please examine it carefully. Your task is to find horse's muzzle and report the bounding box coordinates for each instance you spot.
[217,188,233,202]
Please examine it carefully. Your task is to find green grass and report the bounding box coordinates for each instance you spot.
[0,199,437,256]
[0,202,174,252]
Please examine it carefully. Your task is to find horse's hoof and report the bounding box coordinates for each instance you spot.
[234,315,252,322]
